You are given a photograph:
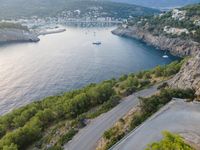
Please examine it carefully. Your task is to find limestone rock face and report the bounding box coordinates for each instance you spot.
[112,26,200,57]
[170,53,200,97]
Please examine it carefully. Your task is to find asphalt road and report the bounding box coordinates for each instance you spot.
[111,99,200,150]
[64,85,158,150]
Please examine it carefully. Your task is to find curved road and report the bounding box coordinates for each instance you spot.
[111,99,200,150]
[64,85,159,150]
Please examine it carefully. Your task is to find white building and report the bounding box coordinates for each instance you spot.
[164,26,189,35]
[172,9,186,21]
[194,20,200,26]
[74,10,81,15]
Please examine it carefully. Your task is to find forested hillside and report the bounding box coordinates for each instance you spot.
[110,0,200,9]
[127,3,200,42]
[0,60,183,150]
[113,3,200,98]
[0,0,159,19]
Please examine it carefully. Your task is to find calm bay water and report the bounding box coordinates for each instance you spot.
[0,24,178,115]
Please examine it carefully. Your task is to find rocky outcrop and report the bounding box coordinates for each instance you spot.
[0,28,40,43]
[170,53,200,97]
[112,26,200,57]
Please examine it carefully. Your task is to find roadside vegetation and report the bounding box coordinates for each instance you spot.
[97,87,195,150]
[146,131,195,150]
[0,59,184,150]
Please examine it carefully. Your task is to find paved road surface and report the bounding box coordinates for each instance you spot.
[111,99,200,150]
[64,85,158,150]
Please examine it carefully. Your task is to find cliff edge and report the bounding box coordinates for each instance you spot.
[170,53,200,97]
[112,26,199,57]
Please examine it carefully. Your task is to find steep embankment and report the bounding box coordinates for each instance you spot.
[112,26,199,57]
[112,4,200,96]
[171,53,200,97]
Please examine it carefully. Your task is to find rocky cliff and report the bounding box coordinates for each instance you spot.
[0,28,39,43]
[112,26,200,97]
[170,53,200,97]
[112,26,200,57]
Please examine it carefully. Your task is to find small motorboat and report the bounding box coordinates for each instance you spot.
[162,55,169,58]
[162,51,169,58]
[93,42,102,45]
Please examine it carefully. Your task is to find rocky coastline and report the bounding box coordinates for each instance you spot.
[112,26,200,57]
[112,26,200,97]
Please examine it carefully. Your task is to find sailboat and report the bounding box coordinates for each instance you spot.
[92,42,101,45]
[92,31,102,45]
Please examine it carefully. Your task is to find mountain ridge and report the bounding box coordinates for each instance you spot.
[109,0,200,9]
[0,0,159,19]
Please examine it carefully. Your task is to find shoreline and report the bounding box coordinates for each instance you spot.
[112,26,200,57]
[0,27,67,45]
[36,28,66,36]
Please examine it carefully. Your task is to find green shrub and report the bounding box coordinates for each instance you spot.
[157,82,169,90]
[140,88,195,116]
[146,131,194,150]
[119,75,128,82]
[2,143,18,150]
[57,129,78,146]
[47,145,63,150]
[0,81,115,149]
[130,113,145,130]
